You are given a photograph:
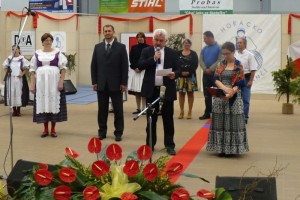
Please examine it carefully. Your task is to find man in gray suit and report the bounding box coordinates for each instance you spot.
[91,24,128,142]
[138,29,180,155]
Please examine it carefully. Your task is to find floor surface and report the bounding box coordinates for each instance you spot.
[1,91,300,200]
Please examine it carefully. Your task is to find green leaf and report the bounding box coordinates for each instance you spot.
[59,158,73,166]
[126,150,138,162]
[180,173,210,183]
[214,188,232,200]
[138,191,168,200]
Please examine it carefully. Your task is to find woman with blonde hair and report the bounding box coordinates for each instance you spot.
[176,38,198,119]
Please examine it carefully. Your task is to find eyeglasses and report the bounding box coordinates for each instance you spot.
[222,52,232,56]
[44,39,53,42]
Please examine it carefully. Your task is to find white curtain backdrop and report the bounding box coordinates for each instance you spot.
[288,40,300,60]
[203,14,281,94]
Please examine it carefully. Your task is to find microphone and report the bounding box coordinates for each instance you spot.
[25,7,36,16]
[159,86,166,112]
[156,47,161,64]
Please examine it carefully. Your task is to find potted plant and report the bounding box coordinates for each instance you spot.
[62,52,77,95]
[167,33,185,51]
[291,76,300,104]
[272,57,300,114]
[62,52,76,75]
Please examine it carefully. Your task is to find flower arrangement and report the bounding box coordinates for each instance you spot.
[13,137,232,200]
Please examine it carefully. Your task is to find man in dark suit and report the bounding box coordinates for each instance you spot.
[91,24,128,142]
[138,29,180,155]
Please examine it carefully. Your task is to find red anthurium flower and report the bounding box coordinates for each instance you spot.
[123,160,140,177]
[137,145,152,161]
[65,147,79,158]
[59,168,77,183]
[53,185,72,200]
[166,162,183,177]
[106,143,122,161]
[197,189,215,199]
[91,160,110,177]
[143,163,158,181]
[121,192,138,200]
[88,137,102,154]
[37,163,48,170]
[34,169,53,186]
[83,186,100,200]
[171,188,190,200]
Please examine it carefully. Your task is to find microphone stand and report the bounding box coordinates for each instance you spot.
[133,97,160,163]
[3,9,32,175]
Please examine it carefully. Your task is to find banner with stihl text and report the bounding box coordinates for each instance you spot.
[128,0,165,13]
[99,0,165,14]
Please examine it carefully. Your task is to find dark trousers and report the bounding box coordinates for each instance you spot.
[146,87,175,149]
[97,89,124,137]
[202,72,214,115]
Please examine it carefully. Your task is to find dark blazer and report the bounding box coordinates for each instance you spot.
[138,46,180,101]
[129,43,149,70]
[91,41,128,91]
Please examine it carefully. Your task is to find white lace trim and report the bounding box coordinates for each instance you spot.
[35,66,61,114]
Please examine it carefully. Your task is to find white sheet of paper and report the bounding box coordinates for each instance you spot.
[156,68,172,76]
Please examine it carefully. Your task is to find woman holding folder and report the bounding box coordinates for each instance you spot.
[206,41,248,156]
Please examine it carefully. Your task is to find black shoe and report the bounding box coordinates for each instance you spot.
[245,119,248,124]
[132,109,141,114]
[41,132,49,138]
[199,114,210,120]
[99,135,106,140]
[109,109,114,113]
[167,148,176,155]
[115,136,122,142]
[50,132,57,138]
[218,153,226,157]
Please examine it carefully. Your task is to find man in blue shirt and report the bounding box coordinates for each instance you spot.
[199,31,222,120]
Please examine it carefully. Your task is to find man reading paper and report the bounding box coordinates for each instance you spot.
[138,28,180,156]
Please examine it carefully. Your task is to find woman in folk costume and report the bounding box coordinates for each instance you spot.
[128,32,149,114]
[30,33,68,138]
[206,41,248,156]
[2,45,30,116]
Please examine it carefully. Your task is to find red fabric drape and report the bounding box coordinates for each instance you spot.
[6,11,78,30]
[98,15,150,34]
[288,13,300,35]
[98,14,193,35]
[151,14,193,35]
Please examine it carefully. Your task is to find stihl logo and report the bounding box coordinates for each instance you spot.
[130,0,162,8]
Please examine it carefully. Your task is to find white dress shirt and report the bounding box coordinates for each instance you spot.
[234,49,257,74]
[155,47,165,86]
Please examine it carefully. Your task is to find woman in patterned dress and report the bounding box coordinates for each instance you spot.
[206,41,249,155]
[2,45,30,116]
[30,33,68,138]
[176,39,198,119]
